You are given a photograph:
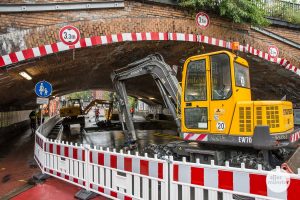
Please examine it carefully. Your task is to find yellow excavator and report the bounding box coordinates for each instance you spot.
[82,99,114,120]
[111,51,300,172]
[60,98,85,130]
[60,98,116,130]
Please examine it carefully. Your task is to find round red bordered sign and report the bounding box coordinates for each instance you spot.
[268,45,279,58]
[195,12,210,29]
[59,25,80,46]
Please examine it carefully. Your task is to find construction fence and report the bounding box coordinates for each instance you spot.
[34,116,300,200]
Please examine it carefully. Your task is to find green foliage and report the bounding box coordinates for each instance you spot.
[180,0,269,26]
[66,90,92,101]
[128,96,138,108]
[102,91,114,101]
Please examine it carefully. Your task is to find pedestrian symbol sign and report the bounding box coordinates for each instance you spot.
[35,81,52,98]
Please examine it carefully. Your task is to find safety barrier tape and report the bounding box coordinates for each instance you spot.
[0,32,299,77]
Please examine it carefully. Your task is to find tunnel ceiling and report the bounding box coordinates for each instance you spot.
[0,40,299,111]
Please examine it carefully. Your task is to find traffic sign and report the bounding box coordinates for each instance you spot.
[36,97,49,105]
[35,81,52,98]
[59,25,80,46]
[268,45,279,58]
[195,12,210,29]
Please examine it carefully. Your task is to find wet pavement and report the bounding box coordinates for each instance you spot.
[0,110,179,199]
[0,128,40,199]
[64,113,180,152]
[11,177,106,200]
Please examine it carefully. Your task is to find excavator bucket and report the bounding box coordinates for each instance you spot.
[282,146,300,173]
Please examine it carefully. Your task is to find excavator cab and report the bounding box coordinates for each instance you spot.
[182,51,251,134]
[181,51,294,143]
[60,98,83,117]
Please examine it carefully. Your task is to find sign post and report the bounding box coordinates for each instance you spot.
[35,81,52,126]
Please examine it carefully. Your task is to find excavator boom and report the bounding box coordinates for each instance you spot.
[111,53,181,143]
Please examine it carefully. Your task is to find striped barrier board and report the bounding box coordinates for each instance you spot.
[0,32,299,77]
[170,158,300,200]
[34,117,300,200]
[34,133,45,170]
[88,148,168,200]
[43,140,87,188]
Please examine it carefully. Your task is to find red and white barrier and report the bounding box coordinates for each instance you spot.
[170,158,300,200]
[88,148,168,200]
[43,140,87,188]
[34,118,300,200]
[183,132,208,141]
[1,32,299,77]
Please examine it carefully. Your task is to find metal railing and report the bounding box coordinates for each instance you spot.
[258,0,300,19]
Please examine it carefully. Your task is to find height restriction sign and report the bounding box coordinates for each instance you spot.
[59,25,80,46]
[268,45,279,58]
[196,12,210,29]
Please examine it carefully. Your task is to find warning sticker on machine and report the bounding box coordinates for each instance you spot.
[216,121,225,131]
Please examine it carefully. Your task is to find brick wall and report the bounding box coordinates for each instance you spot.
[0,0,299,67]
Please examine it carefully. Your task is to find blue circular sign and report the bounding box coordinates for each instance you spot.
[35,81,52,98]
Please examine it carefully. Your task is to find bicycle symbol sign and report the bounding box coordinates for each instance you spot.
[196,12,210,29]
[59,25,80,46]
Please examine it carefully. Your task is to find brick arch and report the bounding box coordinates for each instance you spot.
[0,31,299,76]
[0,1,299,76]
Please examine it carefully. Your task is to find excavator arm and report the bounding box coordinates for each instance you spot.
[111,53,182,144]
[82,99,113,119]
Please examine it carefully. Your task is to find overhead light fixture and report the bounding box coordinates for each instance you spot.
[138,97,142,100]
[19,71,32,80]
[149,97,155,100]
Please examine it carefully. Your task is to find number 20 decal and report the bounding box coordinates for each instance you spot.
[216,121,225,131]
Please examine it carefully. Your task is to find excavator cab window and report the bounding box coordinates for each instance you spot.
[211,54,232,100]
[184,59,208,129]
[234,62,250,88]
[184,60,207,101]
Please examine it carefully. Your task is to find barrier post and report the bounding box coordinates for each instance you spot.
[84,144,90,191]
[41,133,45,174]
[169,156,178,200]
[163,156,169,200]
